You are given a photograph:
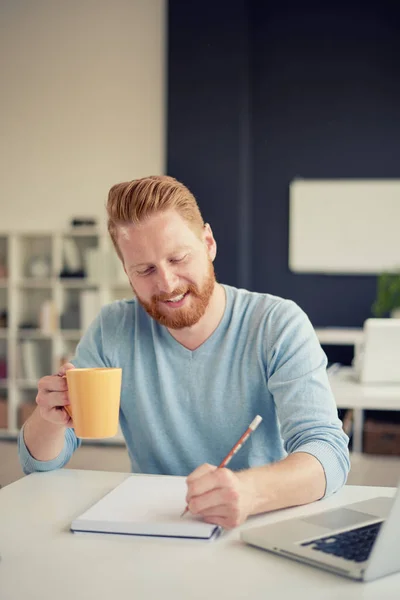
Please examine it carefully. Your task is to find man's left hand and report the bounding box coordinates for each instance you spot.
[185,463,255,529]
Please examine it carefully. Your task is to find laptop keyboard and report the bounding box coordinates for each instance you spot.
[301,521,383,563]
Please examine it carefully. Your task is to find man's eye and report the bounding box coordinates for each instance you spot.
[170,254,187,264]
[137,267,154,276]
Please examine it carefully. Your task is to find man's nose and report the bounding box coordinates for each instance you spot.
[156,266,178,294]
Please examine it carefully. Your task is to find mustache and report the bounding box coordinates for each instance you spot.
[152,284,198,303]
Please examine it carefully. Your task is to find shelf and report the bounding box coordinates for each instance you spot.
[16,380,40,389]
[18,329,53,340]
[18,329,83,339]
[110,282,131,290]
[14,329,83,340]
[59,329,82,340]
[82,433,126,446]
[0,329,8,339]
[0,380,8,389]
[16,279,54,289]
[62,227,100,237]
[0,428,125,445]
[58,279,99,289]
[0,279,8,288]
[0,428,19,440]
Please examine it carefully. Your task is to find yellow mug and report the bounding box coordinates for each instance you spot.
[65,368,122,439]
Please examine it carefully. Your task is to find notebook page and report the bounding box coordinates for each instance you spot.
[71,475,219,539]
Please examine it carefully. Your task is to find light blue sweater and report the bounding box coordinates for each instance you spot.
[18,285,350,496]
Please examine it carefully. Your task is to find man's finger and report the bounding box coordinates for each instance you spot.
[188,487,227,513]
[38,375,68,393]
[44,406,72,426]
[192,503,228,519]
[203,514,237,530]
[58,362,75,377]
[186,463,216,483]
[188,480,239,510]
[186,469,228,505]
[36,390,69,409]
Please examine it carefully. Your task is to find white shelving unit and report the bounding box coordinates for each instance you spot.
[0,229,131,444]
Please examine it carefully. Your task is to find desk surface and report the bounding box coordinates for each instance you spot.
[315,327,363,346]
[1,469,399,599]
[329,366,400,409]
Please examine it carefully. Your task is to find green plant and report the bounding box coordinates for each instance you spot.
[372,271,400,317]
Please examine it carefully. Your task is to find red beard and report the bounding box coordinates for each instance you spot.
[137,261,216,329]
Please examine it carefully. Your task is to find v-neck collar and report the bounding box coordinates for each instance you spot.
[152,284,233,358]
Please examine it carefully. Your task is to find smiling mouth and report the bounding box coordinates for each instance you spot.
[163,291,189,304]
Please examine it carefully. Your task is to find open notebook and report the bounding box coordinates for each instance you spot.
[71,475,221,540]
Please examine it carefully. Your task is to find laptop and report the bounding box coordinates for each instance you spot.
[353,318,400,384]
[241,487,400,582]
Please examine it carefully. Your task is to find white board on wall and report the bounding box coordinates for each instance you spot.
[289,179,400,274]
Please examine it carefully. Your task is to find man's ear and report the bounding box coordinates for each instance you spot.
[203,223,217,261]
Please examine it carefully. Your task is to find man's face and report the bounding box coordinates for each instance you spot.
[116,210,217,329]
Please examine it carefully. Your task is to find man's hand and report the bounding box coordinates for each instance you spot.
[185,463,255,529]
[35,362,75,427]
[22,362,77,462]
[185,454,327,529]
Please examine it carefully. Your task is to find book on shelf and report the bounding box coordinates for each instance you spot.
[19,340,43,381]
[62,238,82,273]
[80,290,100,331]
[0,397,7,429]
[39,300,58,334]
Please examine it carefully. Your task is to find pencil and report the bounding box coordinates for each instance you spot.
[180,415,263,517]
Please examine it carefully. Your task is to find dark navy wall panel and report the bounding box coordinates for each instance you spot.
[167,0,251,286]
[168,1,400,327]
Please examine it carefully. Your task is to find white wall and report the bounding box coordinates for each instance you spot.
[0,0,166,231]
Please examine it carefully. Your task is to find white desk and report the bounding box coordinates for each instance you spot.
[1,469,399,599]
[329,367,400,453]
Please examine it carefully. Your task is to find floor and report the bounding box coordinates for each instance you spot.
[1,440,400,490]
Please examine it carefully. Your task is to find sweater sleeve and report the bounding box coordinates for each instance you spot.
[18,426,82,475]
[266,300,350,497]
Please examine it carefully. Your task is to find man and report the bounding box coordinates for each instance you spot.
[19,175,350,529]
